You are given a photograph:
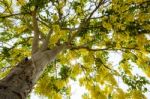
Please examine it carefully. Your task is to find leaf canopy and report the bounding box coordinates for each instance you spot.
[0,0,150,98]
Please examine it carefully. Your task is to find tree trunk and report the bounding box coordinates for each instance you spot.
[0,45,66,99]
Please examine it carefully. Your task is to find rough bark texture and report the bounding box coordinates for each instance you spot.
[0,59,34,99]
[0,45,66,99]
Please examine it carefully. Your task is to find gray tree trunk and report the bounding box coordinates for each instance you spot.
[0,45,66,99]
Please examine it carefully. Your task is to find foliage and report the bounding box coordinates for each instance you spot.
[0,0,150,98]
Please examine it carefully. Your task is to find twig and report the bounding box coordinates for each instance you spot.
[0,12,30,19]
[86,0,105,22]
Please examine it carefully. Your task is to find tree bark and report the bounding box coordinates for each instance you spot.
[0,45,66,99]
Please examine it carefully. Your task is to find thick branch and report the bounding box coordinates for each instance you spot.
[70,46,140,52]
[24,21,46,42]
[41,29,53,50]
[31,10,40,55]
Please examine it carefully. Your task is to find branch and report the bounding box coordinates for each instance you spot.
[24,20,46,41]
[0,12,29,19]
[43,43,67,62]
[70,46,140,52]
[93,56,119,76]
[55,0,63,21]
[1,0,12,14]
[98,58,112,71]
[41,29,53,50]
[31,9,40,55]
[90,15,106,20]
[67,0,106,44]
[79,64,92,81]
[61,27,78,31]
[38,19,78,31]
[86,0,105,22]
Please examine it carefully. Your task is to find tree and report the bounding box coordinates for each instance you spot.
[0,0,150,98]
